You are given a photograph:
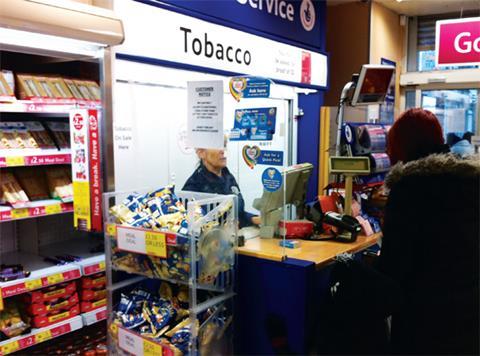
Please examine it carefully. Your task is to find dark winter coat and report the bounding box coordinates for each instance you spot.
[379,153,480,354]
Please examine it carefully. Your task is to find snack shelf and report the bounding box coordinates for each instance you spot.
[38,238,105,276]
[82,306,107,326]
[105,189,238,355]
[0,150,71,168]
[0,100,100,114]
[0,315,83,355]
[0,201,73,222]
[0,252,81,300]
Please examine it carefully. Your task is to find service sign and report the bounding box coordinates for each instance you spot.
[115,0,327,88]
[159,0,325,50]
[436,17,480,67]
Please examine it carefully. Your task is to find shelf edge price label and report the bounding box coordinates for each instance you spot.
[145,231,167,258]
[5,156,24,167]
[47,273,64,285]
[106,224,116,236]
[144,339,162,356]
[118,327,143,355]
[1,340,20,355]
[25,279,42,291]
[98,261,106,271]
[45,204,62,215]
[11,209,29,220]
[35,329,52,344]
[0,289,3,311]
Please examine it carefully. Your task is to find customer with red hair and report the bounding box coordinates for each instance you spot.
[379,108,479,354]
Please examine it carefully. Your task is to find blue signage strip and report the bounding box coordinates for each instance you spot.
[146,0,326,51]
[258,150,284,166]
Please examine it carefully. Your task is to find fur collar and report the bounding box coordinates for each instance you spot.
[385,153,480,189]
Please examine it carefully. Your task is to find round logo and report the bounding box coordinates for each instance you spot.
[89,115,98,130]
[73,113,84,130]
[261,167,282,192]
[344,125,353,144]
[300,0,316,32]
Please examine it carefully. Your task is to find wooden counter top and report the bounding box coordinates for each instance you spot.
[236,233,381,268]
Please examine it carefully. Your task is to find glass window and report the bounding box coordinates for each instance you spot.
[409,13,479,72]
[405,90,416,109]
[421,89,478,138]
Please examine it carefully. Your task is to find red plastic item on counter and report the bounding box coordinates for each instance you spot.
[278,220,314,239]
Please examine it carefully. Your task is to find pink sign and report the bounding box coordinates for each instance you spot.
[436,17,480,66]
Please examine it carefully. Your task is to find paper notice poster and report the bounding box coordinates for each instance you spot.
[187,81,224,149]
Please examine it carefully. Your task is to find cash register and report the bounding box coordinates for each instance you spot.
[252,163,313,238]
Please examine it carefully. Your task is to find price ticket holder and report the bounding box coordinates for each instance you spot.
[324,156,371,241]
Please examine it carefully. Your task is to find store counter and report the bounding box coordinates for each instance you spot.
[234,233,381,355]
[237,234,381,267]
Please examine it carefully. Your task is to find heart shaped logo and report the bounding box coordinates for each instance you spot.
[229,77,247,102]
[242,145,261,169]
[268,169,276,179]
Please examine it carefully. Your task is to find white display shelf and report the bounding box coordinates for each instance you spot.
[82,306,107,326]
[0,150,71,167]
[39,238,105,276]
[0,201,73,222]
[0,100,100,114]
[0,252,81,299]
[0,316,83,355]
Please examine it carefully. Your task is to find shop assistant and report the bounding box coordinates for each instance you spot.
[183,143,260,228]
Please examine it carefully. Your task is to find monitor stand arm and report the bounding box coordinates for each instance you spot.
[254,197,282,239]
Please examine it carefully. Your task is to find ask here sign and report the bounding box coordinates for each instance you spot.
[436,17,480,67]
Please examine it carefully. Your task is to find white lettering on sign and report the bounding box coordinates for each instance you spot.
[236,0,294,22]
[454,32,480,54]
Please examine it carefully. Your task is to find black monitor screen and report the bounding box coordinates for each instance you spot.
[352,65,394,106]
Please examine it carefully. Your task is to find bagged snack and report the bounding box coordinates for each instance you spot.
[0,301,30,339]
[45,166,73,202]
[0,171,30,208]
[15,167,50,201]
[45,121,70,149]
[24,121,56,149]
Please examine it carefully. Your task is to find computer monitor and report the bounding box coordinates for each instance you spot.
[253,163,313,238]
[351,64,395,106]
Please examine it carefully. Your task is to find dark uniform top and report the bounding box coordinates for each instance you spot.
[182,162,254,228]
